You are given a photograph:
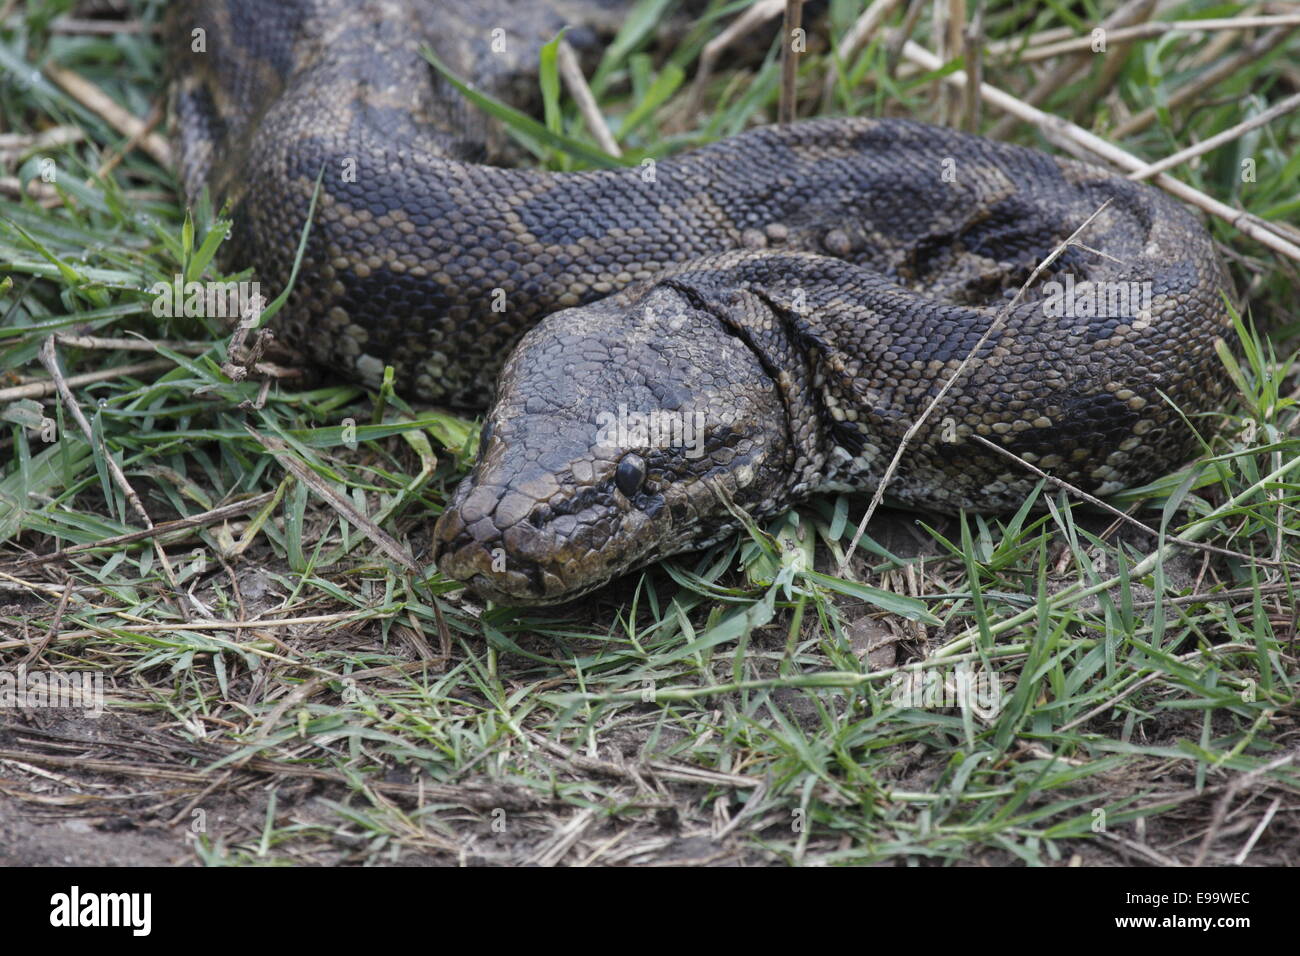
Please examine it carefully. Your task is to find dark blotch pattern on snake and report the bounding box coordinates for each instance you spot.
[168,0,1233,606]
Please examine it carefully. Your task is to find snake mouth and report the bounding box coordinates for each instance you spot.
[431,489,651,606]
[432,512,548,605]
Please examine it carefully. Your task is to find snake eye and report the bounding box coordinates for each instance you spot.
[614,453,647,498]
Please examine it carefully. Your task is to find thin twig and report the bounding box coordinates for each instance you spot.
[556,39,621,157]
[1232,796,1282,864]
[961,4,983,132]
[0,358,174,402]
[1057,671,1164,733]
[43,62,171,167]
[2,491,277,570]
[21,573,72,668]
[1127,91,1300,180]
[93,98,166,181]
[1111,27,1294,139]
[0,611,401,656]
[984,26,1074,56]
[941,0,967,127]
[1014,15,1300,62]
[989,0,1156,139]
[245,426,421,573]
[38,337,188,618]
[686,0,785,119]
[779,0,806,125]
[900,39,1300,263]
[820,0,903,108]
[49,17,157,34]
[1096,830,1183,866]
[54,334,212,353]
[0,125,83,158]
[884,0,927,79]
[838,202,1116,575]
[1072,3,1156,124]
[1193,750,1296,865]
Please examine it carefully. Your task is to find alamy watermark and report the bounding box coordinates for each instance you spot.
[1042,274,1152,319]
[49,886,150,936]
[594,404,707,459]
[0,664,104,717]
[889,662,1002,718]
[150,274,264,320]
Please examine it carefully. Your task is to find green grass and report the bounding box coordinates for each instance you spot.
[0,0,1297,866]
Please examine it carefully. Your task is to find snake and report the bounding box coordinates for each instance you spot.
[168,0,1233,606]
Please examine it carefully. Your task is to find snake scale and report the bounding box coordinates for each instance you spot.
[168,0,1232,605]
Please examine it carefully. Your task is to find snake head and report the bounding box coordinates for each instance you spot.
[432,283,799,606]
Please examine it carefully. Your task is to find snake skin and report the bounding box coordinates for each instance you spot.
[169,0,1233,606]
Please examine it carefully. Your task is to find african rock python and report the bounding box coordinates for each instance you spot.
[168,0,1232,605]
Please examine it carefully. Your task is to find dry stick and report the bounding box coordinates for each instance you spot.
[1011,14,1300,62]
[52,334,211,353]
[932,0,950,124]
[779,0,806,125]
[0,747,537,808]
[837,201,1116,576]
[21,575,72,668]
[819,0,903,107]
[1232,796,1282,864]
[1071,6,1155,125]
[1193,749,1296,866]
[2,491,276,570]
[1057,670,1165,734]
[935,0,967,125]
[946,0,970,61]
[1096,831,1183,867]
[556,39,621,158]
[253,675,329,744]
[901,39,1300,263]
[885,0,928,79]
[687,0,785,118]
[165,768,236,828]
[94,98,165,181]
[1184,8,1258,70]
[244,426,421,574]
[0,572,93,595]
[961,5,983,133]
[37,337,188,619]
[49,17,157,34]
[0,610,398,656]
[0,177,58,203]
[1128,90,1300,180]
[984,26,1075,57]
[1111,27,1294,139]
[967,433,1300,571]
[42,62,171,168]
[942,0,966,127]
[0,358,173,402]
[0,125,84,156]
[989,0,1156,140]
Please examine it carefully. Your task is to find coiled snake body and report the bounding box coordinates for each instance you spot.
[170,0,1232,605]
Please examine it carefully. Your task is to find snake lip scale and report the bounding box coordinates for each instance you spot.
[170,0,1234,607]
